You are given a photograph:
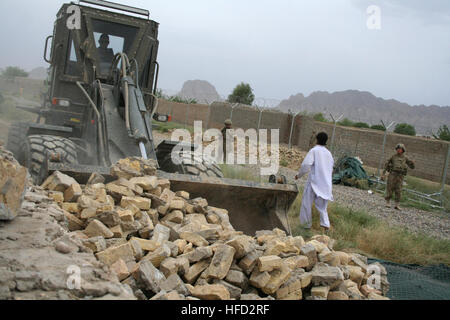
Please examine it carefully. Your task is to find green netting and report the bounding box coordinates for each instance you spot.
[368,258,450,300]
[333,156,370,188]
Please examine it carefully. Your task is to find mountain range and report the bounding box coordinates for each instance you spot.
[277,90,450,135]
[177,80,221,104]
[166,79,450,136]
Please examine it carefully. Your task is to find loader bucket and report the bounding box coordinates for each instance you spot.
[47,163,299,236]
[158,172,299,236]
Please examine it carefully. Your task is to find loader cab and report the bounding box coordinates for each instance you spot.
[91,21,139,76]
[44,1,160,135]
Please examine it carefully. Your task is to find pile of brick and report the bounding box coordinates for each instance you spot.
[40,157,389,300]
[279,145,306,170]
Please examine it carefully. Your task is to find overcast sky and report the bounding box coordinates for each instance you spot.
[0,0,449,107]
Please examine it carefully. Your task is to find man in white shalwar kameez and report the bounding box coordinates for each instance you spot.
[295,132,334,232]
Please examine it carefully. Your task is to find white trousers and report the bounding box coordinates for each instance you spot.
[299,183,330,229]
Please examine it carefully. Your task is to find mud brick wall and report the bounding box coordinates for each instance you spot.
[207,102,291,143]
[290,115,315,150]
[158,100,211,129]
[259,109,291,145]
[155,99,449,184]
[207,102,234,129]
[313,122,450,184]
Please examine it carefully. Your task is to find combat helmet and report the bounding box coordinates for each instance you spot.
[395,143,406,152]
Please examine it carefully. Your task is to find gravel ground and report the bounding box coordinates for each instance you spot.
[280,166,450,241]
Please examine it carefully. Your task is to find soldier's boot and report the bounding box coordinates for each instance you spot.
[385,200,391,208]
[394,202,401,211]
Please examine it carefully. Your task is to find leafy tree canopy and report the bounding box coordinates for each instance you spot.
[353,122,370,129]
[433,125,450,141]
[228,82,255,105]
[1,66,28,79]
[394,123,416,136]
[338,118,355,127]
[313,113,328,123]
[370,124,386,131]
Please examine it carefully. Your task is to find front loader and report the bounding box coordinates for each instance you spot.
[6,0,298,235]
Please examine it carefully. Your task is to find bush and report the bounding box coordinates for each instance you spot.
[313,113,328,122]
[353,122,370,129]
[155,89,197,104]
[0,92,4,105]
[280,159,289,167]
[394,123,416,136]
[338,118,354,127]
[371,124,386,131]
[168,96,197,104]
[228,83,255,106]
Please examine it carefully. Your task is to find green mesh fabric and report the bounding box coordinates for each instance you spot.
[333,157,369,187]
[368,258,450,300]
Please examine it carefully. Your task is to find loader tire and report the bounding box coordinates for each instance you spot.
[18,135,78,185]
[6,122,30,159]
[159,150,224,178]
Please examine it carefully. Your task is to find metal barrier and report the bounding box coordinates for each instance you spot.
[376,120,396,177]
[288,110,301,149]
[229,103,239,122]
[329,113,343,155]
[369,177,445,210]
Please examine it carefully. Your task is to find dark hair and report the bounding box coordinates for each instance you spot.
[100,34,110,42]
[316,132,328,146]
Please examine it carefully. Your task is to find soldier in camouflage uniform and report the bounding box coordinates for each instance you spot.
[221,119,232,162]
[381,143,415,210]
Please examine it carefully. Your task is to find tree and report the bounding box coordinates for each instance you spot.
[1,66,29,79]
[370,124,386,131]
[228,82,255,105]
[353,122,370,129]
[394,123,416,136]
[433,125,450,142]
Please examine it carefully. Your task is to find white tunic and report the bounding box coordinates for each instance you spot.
[297,145,334,201]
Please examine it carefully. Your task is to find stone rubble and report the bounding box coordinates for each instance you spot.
[36,157,390,300]
[0,151,390,300]
[0,145,28,221]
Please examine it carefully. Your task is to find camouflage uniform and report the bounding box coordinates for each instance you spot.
[383,145,415,203]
